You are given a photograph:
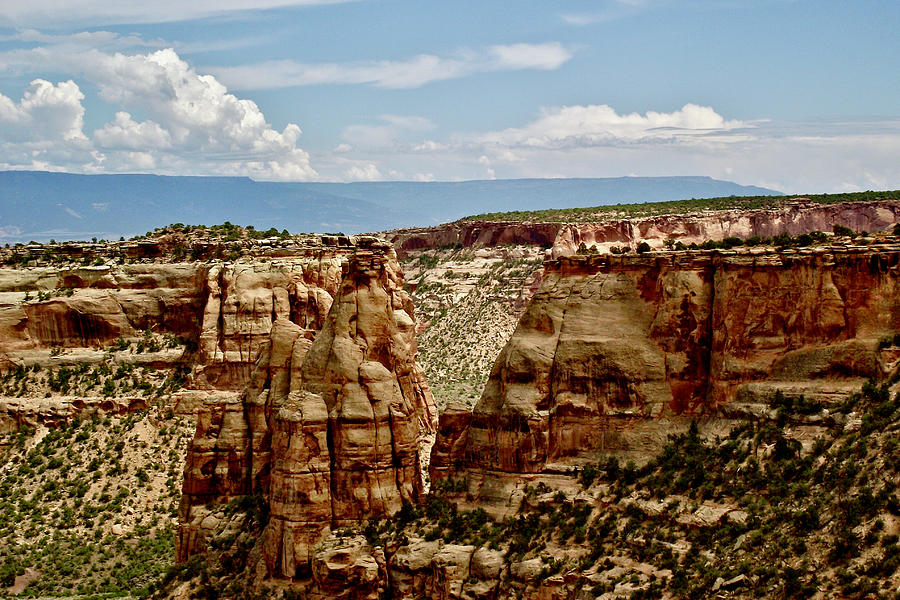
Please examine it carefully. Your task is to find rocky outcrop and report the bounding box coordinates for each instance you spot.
[308,535,386,600]
[0,395,150,434]
[388,222,561,257]
[385,200,900,258]
[260,250,428,577]
[0,236,439,434]
[177,244,437,576]
[431,244,900,507]
[553,200,900,256]
[194,257,344,389]
[0,264,208,352]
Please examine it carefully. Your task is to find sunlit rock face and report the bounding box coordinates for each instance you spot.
[385,199,900,258]
[0,234,437,569]
[194,258,343,390]
[177,242,437,574]
[261,249,430,577]
[431,246,900,511]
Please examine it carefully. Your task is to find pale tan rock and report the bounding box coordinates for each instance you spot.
[308,535,385,600]
[387,539,476,600]
[177,245,435,582]
[388,539,443,598]
[293,251,426,527]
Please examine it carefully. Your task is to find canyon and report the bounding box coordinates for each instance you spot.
[0,200,899,598]
[431,245,900,508]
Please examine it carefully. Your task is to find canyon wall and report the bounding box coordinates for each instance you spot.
[431,244,900,510]
[224,239,900,599]
[0,234,438,583]
[0,237,436,439]
[386,200,900,258]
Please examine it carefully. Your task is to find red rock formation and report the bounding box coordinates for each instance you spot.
[0,395,149,434]
[384,200,900,258]
[553,200,900,256]
[431,245,900,504]
[387,221,562,258]
[0,236,437,577]
[177,243,437,575]
[261,248,429,577]
[194,257,344,389]
[0,264,208,351]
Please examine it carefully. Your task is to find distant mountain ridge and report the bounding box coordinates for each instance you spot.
[0,171,781,242]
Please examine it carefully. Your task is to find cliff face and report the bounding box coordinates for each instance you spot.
[0,237,436,440]
[388,222,562,256]
[0,264,208,352]
[554,200,900,257]
[193,258,344,389]
[386,200,900,258]
[431,245,900,507]
[260,251,427,578]
[0,235,438,583]
[177,245,437,576]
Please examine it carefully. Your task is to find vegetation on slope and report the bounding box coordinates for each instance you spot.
[159,377,899,599]
[0,408,194,598]
[578,224,900,256]
[0,222,331,267]
[0,339,189,400]
[368,379,900,598]
[401,247,544,409]
[465,190,900,223]
[131,222,298,242]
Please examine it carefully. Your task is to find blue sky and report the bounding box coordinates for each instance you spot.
[0,0,898,192]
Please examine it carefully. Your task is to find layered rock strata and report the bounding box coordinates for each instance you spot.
[386,199,900,258]
[431,245,900,509]
[0,263,208,352]
[193,258,344,389]
[178,245,436,576]
[0,236,437,436]
[0,236,437,569]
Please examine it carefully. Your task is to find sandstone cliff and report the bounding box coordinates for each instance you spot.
[177,239,899,600]
[0,237,436,440]
[431,244,900,509]
[386,199,900,258]
[176,244,436,577]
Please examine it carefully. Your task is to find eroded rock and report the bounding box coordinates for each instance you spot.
[432,246,900,507]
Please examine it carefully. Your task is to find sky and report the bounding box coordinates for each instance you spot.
[0,0,898,193]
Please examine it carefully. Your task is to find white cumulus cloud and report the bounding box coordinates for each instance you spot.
[94,112,172,149]
[478,103,746,148]
[343,163,382,181]
[0,79,87,142]
[0,48,317,180]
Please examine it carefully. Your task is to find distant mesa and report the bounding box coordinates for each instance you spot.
[0,170,780,243]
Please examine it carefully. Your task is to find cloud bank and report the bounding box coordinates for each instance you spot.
[208,42,573,90]
[0,0,355,27]
[477,103,747,148]
[0,48,317,180]
[325,105,900,192]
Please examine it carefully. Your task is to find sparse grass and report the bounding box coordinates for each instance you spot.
[403,248,544,409]
[0,353,188,399]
